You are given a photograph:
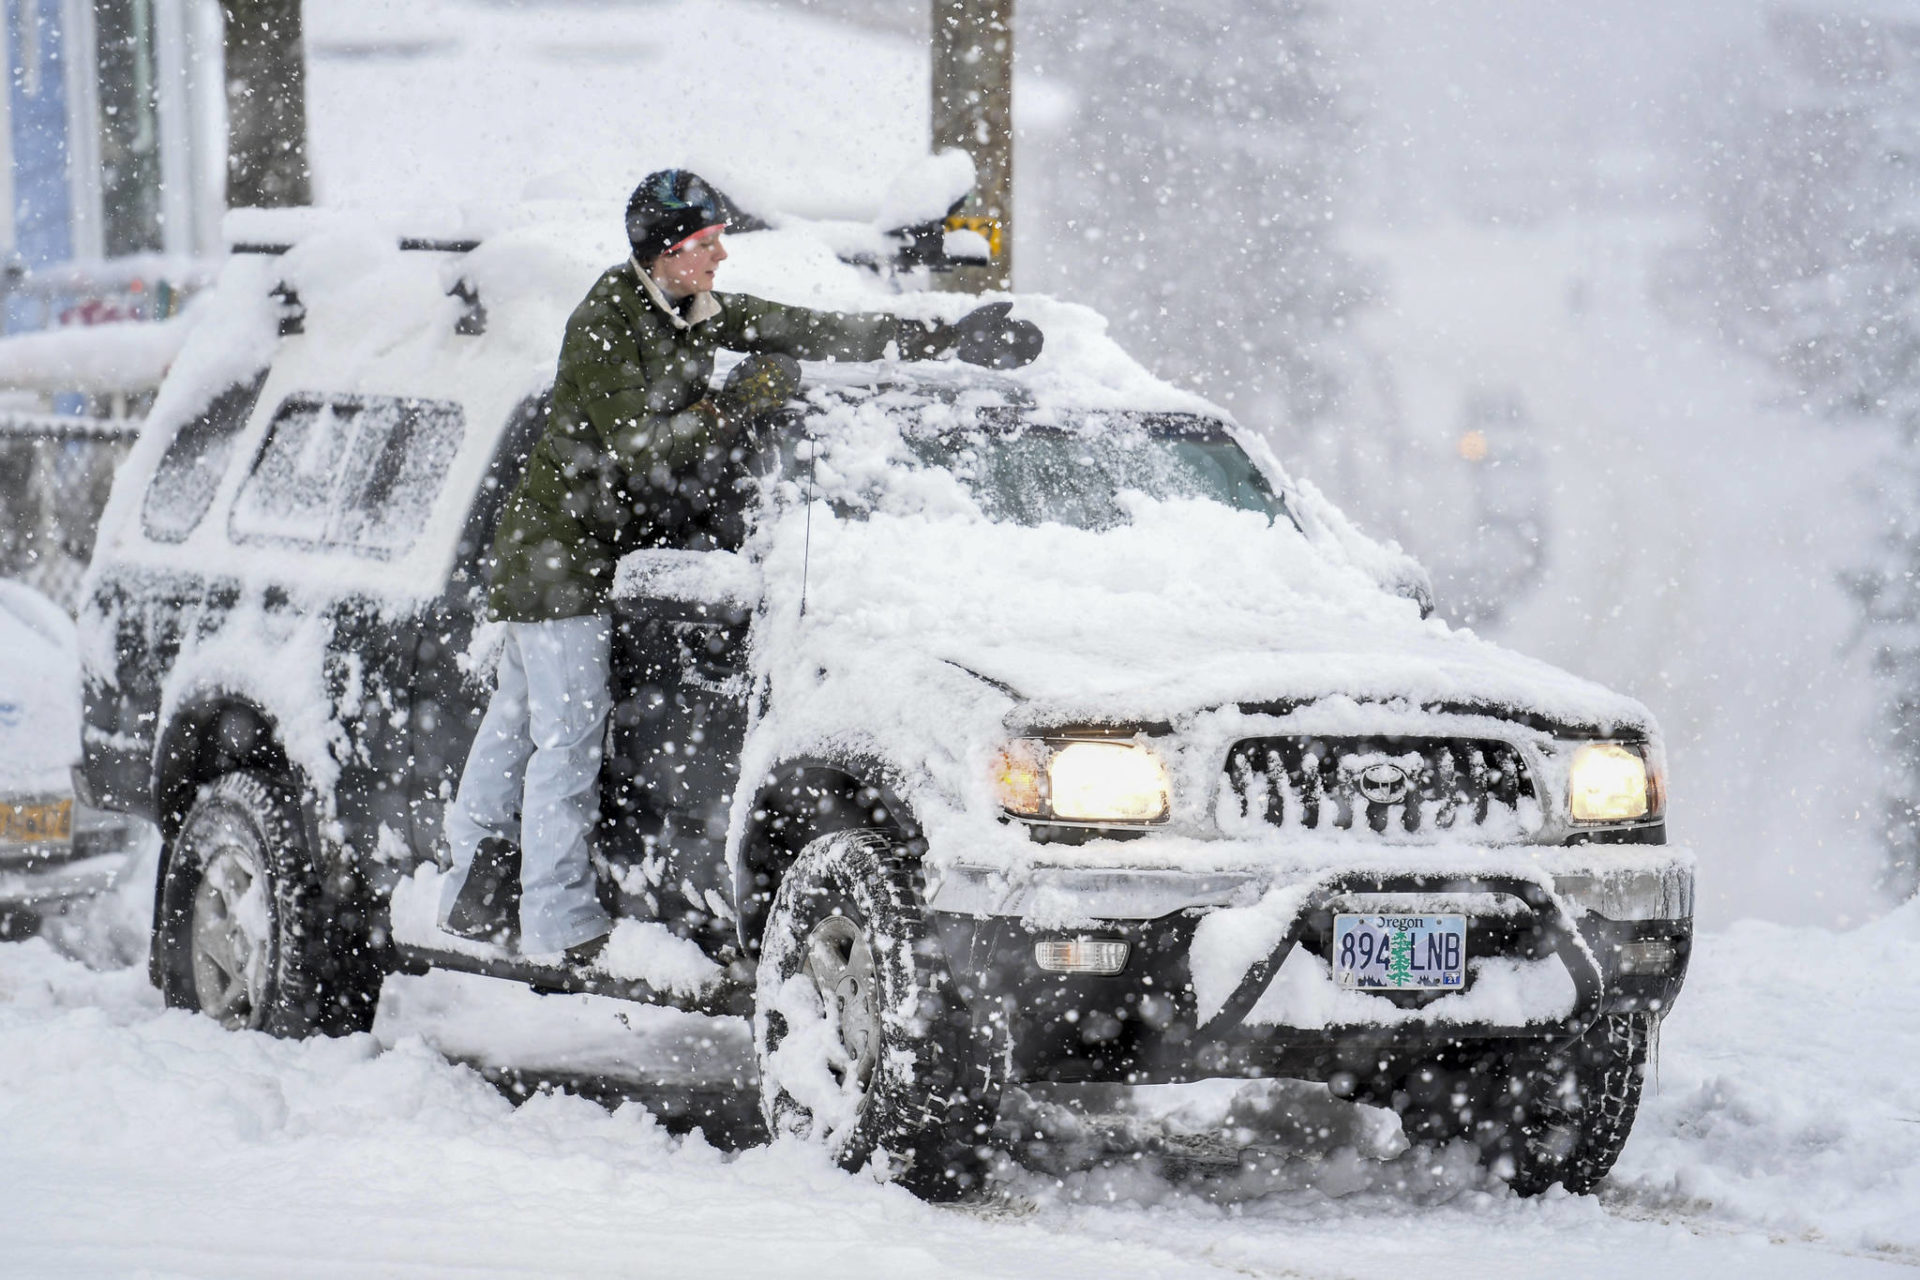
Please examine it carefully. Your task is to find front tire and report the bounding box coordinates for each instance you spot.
[156,771,378,1037]
[1484,1012,1653,1195]
[753,830,1001,1200]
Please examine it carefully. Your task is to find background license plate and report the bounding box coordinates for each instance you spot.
[1333,913,1466,990]
[0,798,72,844]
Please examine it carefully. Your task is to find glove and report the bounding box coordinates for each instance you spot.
[714,352,803,421]
[947,303,1046,369]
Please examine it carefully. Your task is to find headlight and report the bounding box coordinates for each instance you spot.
[1567,742,1657,823]
[992,738,1171,823]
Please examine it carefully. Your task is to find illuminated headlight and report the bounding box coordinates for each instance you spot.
[1568,742,1659,823]
[992,738,1171,823]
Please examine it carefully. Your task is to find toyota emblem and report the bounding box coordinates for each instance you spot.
[1357,762,1410,805]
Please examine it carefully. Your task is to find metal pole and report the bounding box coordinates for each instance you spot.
[220,0,312,208]
[931,0,1013,293]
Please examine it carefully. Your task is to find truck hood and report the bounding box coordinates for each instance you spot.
[765,498,1652,736]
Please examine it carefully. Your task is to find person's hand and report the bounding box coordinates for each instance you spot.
[895,304,1044,367]
[950,303,1044,369]
[715,352,803,421]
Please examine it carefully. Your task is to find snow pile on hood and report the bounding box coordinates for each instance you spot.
[770,497,1641,725]
[740,390,1650,767]
[714,385,1656,868]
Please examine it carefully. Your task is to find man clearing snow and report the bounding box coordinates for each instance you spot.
[438,169,1041,964]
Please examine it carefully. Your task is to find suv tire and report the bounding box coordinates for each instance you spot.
[1484,1012,1652,1196]
[753,829,1001,1200]
[156,770,379,1037]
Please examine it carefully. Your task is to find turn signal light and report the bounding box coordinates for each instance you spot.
[1033,937,1131,975]
[992,740,1048,816]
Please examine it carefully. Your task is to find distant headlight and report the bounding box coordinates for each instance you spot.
[992,738,1171,823]
[1568,742,1657,823]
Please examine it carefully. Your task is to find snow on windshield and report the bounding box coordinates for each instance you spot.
[735,380,1643,731]
[768,391,1291,532]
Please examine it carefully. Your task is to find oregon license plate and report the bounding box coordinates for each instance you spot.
[1333,913,1466,990]
[0,797,72,845]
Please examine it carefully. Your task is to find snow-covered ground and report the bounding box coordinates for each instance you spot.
[2,884,1914,1278]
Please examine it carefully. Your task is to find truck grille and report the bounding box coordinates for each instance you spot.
[1223,736,1537,839]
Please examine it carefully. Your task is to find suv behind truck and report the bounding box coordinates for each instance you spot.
[79,215,1691,1200]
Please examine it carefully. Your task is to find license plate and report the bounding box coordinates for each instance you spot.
[0,797,72,844]
[1333,913,1466,990]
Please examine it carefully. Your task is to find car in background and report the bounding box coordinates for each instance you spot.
[0,579,142,936]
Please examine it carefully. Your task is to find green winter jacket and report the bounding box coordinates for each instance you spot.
[486,261,922,621]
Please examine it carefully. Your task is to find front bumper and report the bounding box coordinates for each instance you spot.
[924,847,1693,1086]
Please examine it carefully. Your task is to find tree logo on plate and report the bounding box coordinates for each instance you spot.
[1357,762,1410,805]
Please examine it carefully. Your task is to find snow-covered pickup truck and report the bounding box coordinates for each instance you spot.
[77,210,1690,1201]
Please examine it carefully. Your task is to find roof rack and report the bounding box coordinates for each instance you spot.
[231,238,481,256]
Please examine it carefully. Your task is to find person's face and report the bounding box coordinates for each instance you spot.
[650,229,727,298]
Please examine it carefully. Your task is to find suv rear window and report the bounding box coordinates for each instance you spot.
[228,393,464,559]
[140,373,268,543]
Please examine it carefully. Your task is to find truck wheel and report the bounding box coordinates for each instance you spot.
[1484,1012,1652,1196]
[754,829,1001,1200]
[155,771,378,1038]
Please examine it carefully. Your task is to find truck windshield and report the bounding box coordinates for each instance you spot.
[775,407,1295,532]
[909,415,1289,530]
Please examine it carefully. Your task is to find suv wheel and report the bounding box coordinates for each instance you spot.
[753,829,1001,1200]
[1484,1012,1653,1196]
[156,771,379,1037]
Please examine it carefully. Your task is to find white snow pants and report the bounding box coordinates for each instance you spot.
[439,614,614,954]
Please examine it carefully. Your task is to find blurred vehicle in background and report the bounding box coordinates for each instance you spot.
[0,317,178,936]
[0,579,143,937]
[1443,388,1550,628]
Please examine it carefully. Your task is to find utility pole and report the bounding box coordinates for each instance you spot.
[931,0,1013,293]
[220,0,311,207]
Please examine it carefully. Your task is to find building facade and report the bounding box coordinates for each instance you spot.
[0,0,223,332]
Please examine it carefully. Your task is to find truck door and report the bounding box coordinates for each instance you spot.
[604,580,754,944]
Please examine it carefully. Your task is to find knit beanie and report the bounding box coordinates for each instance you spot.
[626,170,728,263]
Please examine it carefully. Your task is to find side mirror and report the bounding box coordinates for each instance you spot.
[1285,476,1438,620]
[1391,568,1437,620]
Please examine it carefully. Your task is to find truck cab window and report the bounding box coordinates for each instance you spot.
[140,372,268,543]
[229,393,465,559]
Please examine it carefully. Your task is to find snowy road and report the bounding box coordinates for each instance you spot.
[2,893,1913,1279]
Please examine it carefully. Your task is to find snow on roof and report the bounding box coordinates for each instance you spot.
[87,203,1209,628]
[205,200,1217,423]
